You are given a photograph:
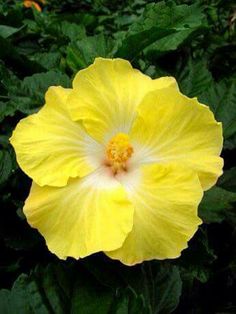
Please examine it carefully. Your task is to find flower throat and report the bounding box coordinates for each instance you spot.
[106,133,133,174]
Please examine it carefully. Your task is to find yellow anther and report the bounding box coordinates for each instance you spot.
[106,133,133,173]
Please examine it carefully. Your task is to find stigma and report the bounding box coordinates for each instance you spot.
[106,133,134,174]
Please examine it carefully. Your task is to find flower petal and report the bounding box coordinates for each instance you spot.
[10,86,104,187]
[130,87,223,190]
[106,163,203,265]
[24,168,134,259]
[68,57,176,143]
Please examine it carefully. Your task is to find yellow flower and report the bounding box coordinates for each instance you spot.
[10,58,223,265]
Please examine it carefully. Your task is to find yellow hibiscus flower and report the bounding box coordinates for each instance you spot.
[10,58,223,265]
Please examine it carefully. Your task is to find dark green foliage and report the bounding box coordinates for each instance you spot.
[0,261,182,314]
[199,186,236,223]
[0,0,235,313]
[67,34,115,71]
[0,150,13,185]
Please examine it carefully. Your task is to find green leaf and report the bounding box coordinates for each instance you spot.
[67,34,114,71]
[0,262,183,314]
[1,276,48,314]
[0,101,16,123]
[144,2,206,57]
[179,229,216,285]
[116,1,205,59]
[60,21,86,41]
[81,258,124,290]
[111,287,148,314]
[0,25,23,39]
[0,36,44,76]
[144,263,182,314]
[218,167,236,192]
[0,60,22,95]
[29,52,61,70]
[116,28,175,60]
[224,134,236,150]
[178,59,213,97]
[2,70,70,119]
[121,262,182,314]
[199,79,236,140]
[0,64,20,122]
[179,60,236,146]
[21,71,70,104]
[71,272,114,314]
[0,263,115,314]
[0,150,12,185]
[199,186,236,223]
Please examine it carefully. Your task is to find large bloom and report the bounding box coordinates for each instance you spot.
[10,58,223,265]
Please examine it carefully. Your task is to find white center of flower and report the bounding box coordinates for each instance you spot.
[106,133,134,174]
